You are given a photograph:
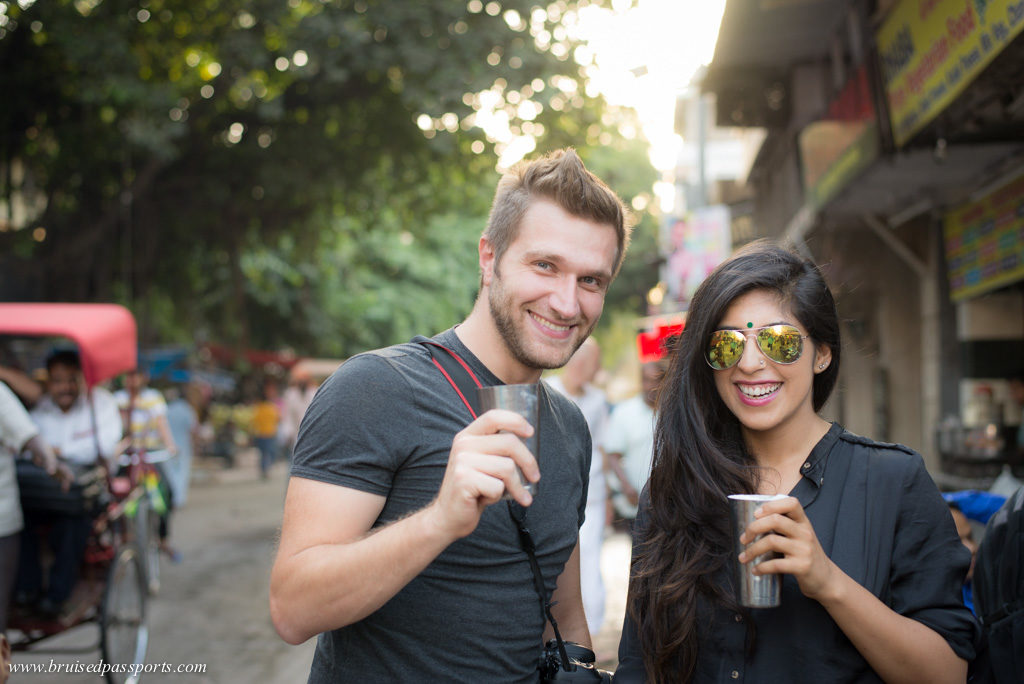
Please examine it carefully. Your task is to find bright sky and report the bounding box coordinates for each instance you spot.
[572,0,727,171]
[428,0,728,175]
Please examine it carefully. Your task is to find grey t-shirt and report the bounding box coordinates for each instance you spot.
[291,328,591,683]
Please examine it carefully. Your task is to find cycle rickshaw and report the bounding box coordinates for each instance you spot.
[2,303,153,684]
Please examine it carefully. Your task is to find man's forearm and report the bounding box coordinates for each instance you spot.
[608,453,633,496]
[270,503,455,644]
[0,366,42,406]
[543,542,591,648]
[544,603,592,648]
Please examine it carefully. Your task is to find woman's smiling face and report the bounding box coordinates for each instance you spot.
[711,289,831,436]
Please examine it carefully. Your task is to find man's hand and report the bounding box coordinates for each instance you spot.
[25,435,73,491]
[52,462,75,492]
[427,408,540,540]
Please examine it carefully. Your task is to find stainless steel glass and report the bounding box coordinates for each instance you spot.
[476,384,539,498]
[728,494,788,608]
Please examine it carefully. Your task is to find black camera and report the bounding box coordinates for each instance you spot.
[538,640,612,683]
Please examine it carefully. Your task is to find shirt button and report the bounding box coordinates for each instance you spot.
[734,613,742,622]
[802,462,811,470]
[731,670,740,679]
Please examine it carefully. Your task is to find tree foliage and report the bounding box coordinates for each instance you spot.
[1,0,659,357]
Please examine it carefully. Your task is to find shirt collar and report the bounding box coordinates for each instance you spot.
[792,421,843,506]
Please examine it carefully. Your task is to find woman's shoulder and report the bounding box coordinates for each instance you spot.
[837,428,918,456]
[835,428,925,477]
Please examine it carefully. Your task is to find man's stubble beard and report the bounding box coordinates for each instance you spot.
[487,267,598,372]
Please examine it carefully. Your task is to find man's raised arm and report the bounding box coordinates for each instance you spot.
[269,409,539,644]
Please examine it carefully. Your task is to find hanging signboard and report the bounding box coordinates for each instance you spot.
[636,316,686,364]
[944,172,1024,301]
[663,205,732,309]
[877,0,1024,147]
[799,66,881,210]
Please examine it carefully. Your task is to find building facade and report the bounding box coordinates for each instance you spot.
[703,0,1024,485]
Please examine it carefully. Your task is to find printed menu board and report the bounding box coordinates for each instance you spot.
[945,173,1024,301]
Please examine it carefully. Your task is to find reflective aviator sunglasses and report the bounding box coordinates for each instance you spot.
[705,325,809,370]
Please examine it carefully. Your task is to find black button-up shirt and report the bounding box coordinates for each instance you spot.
[616,422,979,683]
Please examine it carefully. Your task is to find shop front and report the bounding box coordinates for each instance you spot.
[935,171,1024,488]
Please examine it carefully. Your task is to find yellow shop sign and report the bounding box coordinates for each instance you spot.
[877,0,1024,146]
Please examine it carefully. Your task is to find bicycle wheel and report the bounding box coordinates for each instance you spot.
[134,494,162,595]
[100,545,149,684]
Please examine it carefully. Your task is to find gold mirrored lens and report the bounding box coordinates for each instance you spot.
[756,325,803,364]
[707,330,746,369]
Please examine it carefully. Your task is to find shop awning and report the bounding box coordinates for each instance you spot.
[0,303,137,387]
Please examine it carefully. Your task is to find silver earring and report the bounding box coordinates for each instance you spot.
[818,363,826,370]
[759,359,765,367]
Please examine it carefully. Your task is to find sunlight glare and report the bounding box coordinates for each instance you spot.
[424,0,727,174]
[653,181,676,213]
[497,136,537,170]
[574,0,726,170]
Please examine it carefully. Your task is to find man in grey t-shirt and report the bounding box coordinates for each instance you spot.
[270,149,632,682]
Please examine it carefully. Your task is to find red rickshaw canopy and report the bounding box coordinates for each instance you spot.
[0,303,138,387]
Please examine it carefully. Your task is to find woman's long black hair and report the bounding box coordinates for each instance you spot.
[627,240,842,682]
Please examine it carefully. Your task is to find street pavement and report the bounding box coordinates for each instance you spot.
[8,450,632,682]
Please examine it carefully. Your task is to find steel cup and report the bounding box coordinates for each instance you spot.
[476,384,539,498]
[728,494,788,608]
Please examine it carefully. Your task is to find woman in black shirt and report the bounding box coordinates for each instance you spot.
[616,241,977,683]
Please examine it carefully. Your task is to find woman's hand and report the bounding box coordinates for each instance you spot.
[737,495,839,602]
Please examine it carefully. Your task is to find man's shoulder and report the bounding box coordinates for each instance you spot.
[313,341,441,408]
[545,375,566,394]
[91,386,119,407]
[544,380,581,415]
[337,341,432,377]
[30,395,59,419]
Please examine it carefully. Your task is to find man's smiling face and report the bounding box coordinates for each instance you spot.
[485,199,617,373]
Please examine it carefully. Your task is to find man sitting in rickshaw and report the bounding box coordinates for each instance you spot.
[15,350,123,617]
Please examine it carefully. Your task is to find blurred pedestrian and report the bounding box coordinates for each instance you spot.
[279,369,316,460]
[617,242,977,683]
[548,337,610,635]
[942,489,1006,615]
[603,360,664,536]
[252,381,281,480]
[164,385,199,508]
[115,369,179,561]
